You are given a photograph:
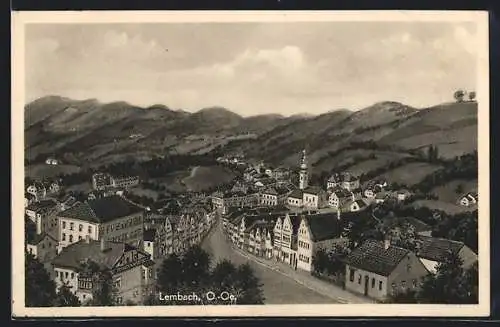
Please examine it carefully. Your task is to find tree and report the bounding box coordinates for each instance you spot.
[181,245,211,290]
[418,251,471,303]
[91,268,117,306]
[454,89,466,103]
[232,263,265,304]
[157,253,183,293]
[54,284,81,307]
[25,253,57,307]
[311,248,329,275]
[468,91,476,102]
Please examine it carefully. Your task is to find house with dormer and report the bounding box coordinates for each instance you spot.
[296,211,348,272]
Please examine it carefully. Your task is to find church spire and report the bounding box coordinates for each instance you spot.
[300,149,307,170]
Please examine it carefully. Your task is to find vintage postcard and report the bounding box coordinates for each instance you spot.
[12,11,490,317]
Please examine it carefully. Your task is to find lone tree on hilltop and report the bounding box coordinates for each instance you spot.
[468,91,477,102]
[454,89,467,103]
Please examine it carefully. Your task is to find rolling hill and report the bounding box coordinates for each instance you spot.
[24,96,478,171]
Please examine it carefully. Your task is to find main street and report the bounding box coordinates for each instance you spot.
[201,223,340,304]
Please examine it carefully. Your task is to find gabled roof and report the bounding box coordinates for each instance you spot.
[26,199,58,212]
[303,212,343,242]
[59,195,143,223]
[345,240,411,276]
[262,187,278,196]
[27,232,57,245]
[303,186,324,196]
[416,236,467,262]
[52,240,137,270]
[288,189,304,199]
[285,213,302,234]
[383,216,431,234]
[330,188,352,198]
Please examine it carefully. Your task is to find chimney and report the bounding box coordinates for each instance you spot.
[100,237,108,252]
[384,238,391,250]
[85,235,91,243]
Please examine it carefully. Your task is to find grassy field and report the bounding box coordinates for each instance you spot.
[430,179,478,203]
[347,151,411,176]
[25,164,81,179]
[182,165,236,192]
[412,199,477,215]
[379,162,442,186]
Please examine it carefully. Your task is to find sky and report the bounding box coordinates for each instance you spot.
[25,21,478,116]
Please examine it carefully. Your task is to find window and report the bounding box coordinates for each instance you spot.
[116,297,123,304]
[83,295,86,300]
[412,279,417,288]
[79,224,83,232]
[78,236,82,241]
[69,235,73,242]
[48,242,52,247]
[407,264,412,272]
[371,278,375,288]
[70,223,74,231]
[358,275,362,284]
[70,273,74,279]
[88,226,92,234]
[62,233,66,241]
[65,272,69,278]
[29,248,33,254]
[114,278,122,288]
[62,221,66,229]
[401,280,407,288]
[379,281,383,290]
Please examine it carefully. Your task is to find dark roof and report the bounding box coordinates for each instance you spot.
[331,188,352,198]
[25,192,36,200]
[345,240,411,276]
[354,200,367,208]
[303,213,343,242]
[26,199,58,212]
[59,195,143,223]
[384,216,431,233]
[303,186,323,195]
[52,240,136,270]
[416,236,466,262]
[286,214,302,234]
[143,228,156,242]
[263,187,278,196]
[27,232,56,245]
[288,189,304,199]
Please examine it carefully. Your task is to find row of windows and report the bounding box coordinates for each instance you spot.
[56,270,75,280]
[62,233,89,243]
[104,216,142,233]
[62,221,92,233]
[298,240,310,249]
[298,254,310,263]
[349,269,384,291]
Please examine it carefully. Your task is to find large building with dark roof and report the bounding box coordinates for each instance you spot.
[296,211,350,272]
[52,238,155,305]
[344,240,428,301]
[57,195,144,251]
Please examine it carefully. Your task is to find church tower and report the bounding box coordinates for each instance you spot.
[299,149,309,190]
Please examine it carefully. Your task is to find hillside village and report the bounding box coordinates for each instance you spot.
[24,127,479,305]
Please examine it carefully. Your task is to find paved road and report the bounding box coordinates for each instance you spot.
[201,223,339,304]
